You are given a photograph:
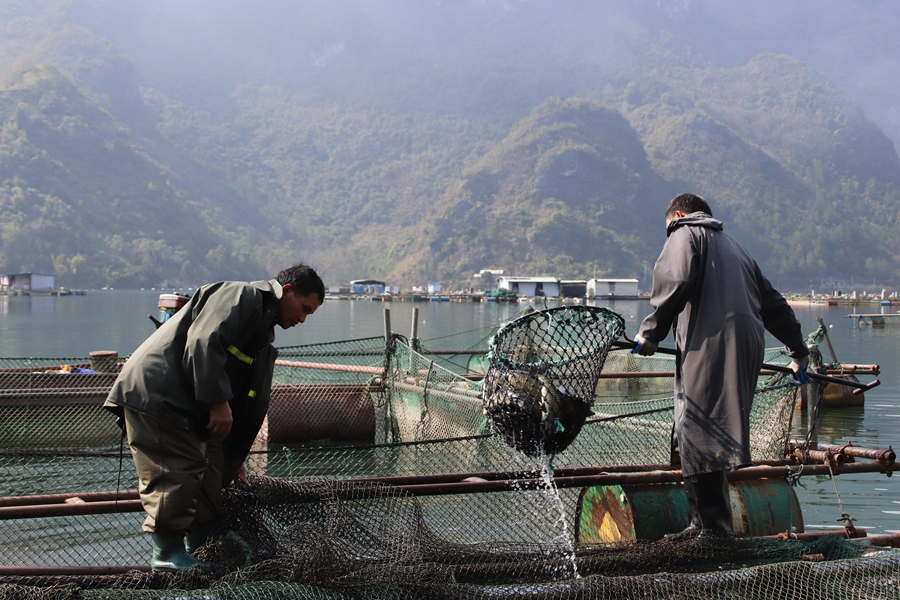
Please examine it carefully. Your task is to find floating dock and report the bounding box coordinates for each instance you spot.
[846,312,900,327]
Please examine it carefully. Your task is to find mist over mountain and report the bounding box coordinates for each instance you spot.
[1,0,898,290]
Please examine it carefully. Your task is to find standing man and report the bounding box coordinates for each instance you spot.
[633,193,809,538]
[105,264,325,571]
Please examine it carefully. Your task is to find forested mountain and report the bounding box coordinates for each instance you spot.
[1,1,898,290]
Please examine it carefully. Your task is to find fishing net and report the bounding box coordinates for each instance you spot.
[482,306,625,456]
[3,478,898,599]
[1,313,899,600]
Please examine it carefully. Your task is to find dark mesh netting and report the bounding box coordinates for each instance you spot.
[3,477,899,599]
[482,306,625,456]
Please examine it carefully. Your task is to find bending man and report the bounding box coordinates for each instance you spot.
[634,193,809,538]
[105,264,325,570]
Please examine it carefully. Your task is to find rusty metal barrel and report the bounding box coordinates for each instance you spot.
[88,351,119,373]
[800,375,865,408]
[576,478,804,542]
[264,383,376,443]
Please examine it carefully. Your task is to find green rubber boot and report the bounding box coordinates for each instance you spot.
[186,520,218,555]
[150,533,205,572]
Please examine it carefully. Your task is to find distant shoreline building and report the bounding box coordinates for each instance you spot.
[0,272,55,293]
[497,276,561,297]
[587,278,639,298]
[496,276,639,298]
[350,279,386,294]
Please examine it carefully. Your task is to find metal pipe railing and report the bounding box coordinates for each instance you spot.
[3,446,892,518]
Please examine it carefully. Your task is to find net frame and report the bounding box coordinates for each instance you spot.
[482,306,626,456]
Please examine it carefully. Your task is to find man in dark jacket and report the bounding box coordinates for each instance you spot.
[634,193,809,538]
[105,264,325,571]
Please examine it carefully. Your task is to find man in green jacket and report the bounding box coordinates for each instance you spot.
[105,264,325,571]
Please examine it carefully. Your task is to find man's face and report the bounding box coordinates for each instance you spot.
[276,285,322,329]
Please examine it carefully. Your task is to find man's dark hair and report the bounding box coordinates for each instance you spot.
[666,193,712,219]
[277,263,325,302]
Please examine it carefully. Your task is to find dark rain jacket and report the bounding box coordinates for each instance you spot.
[104,279,281,484]
[637,213,808,477]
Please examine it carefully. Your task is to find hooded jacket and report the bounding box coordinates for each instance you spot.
[638,212,808,476]
[104,279,281,483]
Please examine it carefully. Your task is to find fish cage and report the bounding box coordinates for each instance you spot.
[1,306,898,600]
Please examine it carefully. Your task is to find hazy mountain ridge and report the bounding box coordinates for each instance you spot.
[416,99,671,283]
[1,1,899,289]
[621,53,900,281]
[0,65,274,286]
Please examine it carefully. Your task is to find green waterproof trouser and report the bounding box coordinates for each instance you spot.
[124,409,223,536]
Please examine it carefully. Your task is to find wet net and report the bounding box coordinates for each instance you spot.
[482,306,625,456]
[1,312,899,599]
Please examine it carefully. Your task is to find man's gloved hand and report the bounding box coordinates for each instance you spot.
[632,334,658,356]
[789,358,812,386]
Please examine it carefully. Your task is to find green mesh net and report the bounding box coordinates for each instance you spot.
[1,314,898,599]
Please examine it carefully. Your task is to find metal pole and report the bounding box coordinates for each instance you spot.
[0,565,150,580]
[411,307,419,341]
[816,316,839,364]
[383,307,392,343]
[384,461,892,497]
[0,490,138,508]
[2,457,891,518]
[812,442,896,463]
[807,375,820,450]
[0,499,143,520]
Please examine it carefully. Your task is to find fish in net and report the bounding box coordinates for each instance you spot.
[482,306,625,456]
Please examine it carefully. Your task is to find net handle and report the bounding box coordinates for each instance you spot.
[614,340,878,393]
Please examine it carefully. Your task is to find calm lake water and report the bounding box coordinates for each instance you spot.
[1,290,898,535]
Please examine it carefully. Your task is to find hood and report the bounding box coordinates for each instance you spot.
[250,278,284,300]
[666,212,723,237]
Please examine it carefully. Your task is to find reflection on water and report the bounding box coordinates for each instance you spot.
[792,405,875,446]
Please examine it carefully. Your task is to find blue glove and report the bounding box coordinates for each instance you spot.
[789,359,811,386]
[632,334,658,356]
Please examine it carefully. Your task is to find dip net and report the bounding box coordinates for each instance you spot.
[482,306,625,456]
[1,311,898,599]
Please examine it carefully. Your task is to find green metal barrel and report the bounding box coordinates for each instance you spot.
[576,478,804,542]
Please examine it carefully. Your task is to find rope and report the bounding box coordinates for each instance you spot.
[785,464,804,538]
[416,360,435,440]
[826,459,856,532]
[115,426,127,509]
[584,405,672,424]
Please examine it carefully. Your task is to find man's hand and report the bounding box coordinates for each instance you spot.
[236,463,249,486]
[789,358,812,386]
[632,334,658,356]
[207,401,233,440]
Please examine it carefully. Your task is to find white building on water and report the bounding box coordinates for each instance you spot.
[496,276,640,298]
[496,276,561,297]
[587,278,640,298]
[0,272,55,293]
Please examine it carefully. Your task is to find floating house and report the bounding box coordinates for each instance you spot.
[0,272,55,293]
[350,279,387,294]
[587,278,640,298]
[497,276,561,297]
